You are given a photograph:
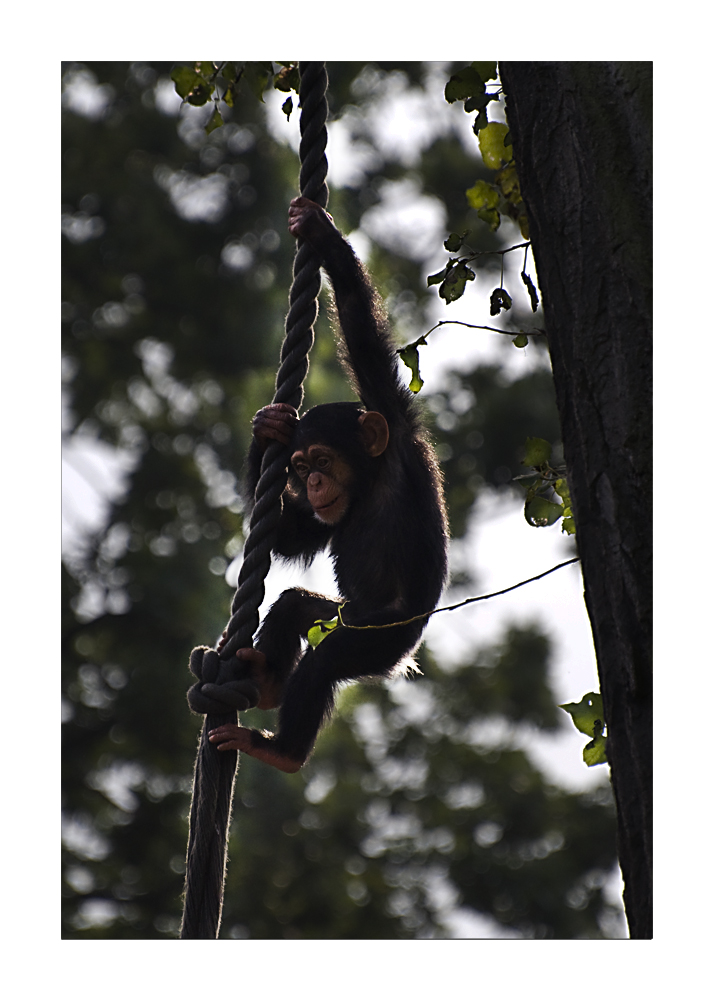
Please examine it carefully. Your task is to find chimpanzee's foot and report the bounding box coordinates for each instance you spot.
[208,725,304,773]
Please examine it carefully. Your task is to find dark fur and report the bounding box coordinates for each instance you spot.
[242,215,449,763]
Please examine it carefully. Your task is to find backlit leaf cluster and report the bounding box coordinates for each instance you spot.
[517,437,576,535]
[397,337,428,393]
[464,148,528,240]
[171,61,300,132]
[428,256,476,304]
[560,694,608,767]
[446,63,529,240]
[444,61,499,135]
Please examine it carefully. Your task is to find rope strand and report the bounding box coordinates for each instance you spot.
[180,62,329,940]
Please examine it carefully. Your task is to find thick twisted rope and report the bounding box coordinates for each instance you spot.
[180,62,329,940]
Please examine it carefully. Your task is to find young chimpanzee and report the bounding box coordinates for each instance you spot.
[208,197,448,772]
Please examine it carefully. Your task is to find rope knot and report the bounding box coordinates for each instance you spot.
[186,645,259,714]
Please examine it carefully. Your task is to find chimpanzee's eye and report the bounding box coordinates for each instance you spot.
[316,457,330,470]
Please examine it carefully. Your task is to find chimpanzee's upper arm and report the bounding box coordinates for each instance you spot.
[308,229,417,433]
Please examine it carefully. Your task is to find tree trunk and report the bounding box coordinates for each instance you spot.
[499,62,652,938]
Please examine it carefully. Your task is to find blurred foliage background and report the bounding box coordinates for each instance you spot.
[61,61,621,939]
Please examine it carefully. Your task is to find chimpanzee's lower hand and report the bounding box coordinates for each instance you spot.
[208,724,304,773]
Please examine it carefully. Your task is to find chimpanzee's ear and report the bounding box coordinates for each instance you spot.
[358,411,389,456]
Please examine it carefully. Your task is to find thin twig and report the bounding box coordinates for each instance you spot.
[436,557,580,613]
[466,240,531,258]
[401,318,546,354]
[336,557,580,631]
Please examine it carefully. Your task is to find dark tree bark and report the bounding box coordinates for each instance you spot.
[499,62,652,938]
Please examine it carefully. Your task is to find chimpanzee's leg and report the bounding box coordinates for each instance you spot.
[253,587,340,685]
[209,588,340,768]
[265,619,424,763]
[222,588,340,709]
[211,614,423,772]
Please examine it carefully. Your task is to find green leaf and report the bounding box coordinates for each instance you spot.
[467,180,501,230]
[471,61,498,83]
[466,179,499,211]
[171,65,201,100]
[274,65,300,93]
[521,270,539,311]
[445,66,485,104]
[561,694,607,766]
[472,109,490,135]
[464,91,495,114]
[439,260,475,303]
[444,232,467,252]
[554,477,571,504]
[522,436,552,467]
[243,62,273,102]
[307,616,340,648]
[187,81,212,106]
[197,62,215,78]
[559,693,605,738]
[583,733,607,766]
[398,345,424,393]
[489,287,512,315]
[478,207,501,231]
[554,478,574,532]
[205,106,224,135]
[513,334,529,349]
[494,163,521,203]
[427,267,448,286]
[478,122,511,169]
[524,496,563,527]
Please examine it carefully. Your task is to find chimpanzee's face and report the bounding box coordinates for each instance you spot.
[291,445,355,524]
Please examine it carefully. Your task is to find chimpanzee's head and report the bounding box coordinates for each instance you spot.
[289,402,389,524]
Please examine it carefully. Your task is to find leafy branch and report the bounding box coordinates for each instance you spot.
[560,693,608,767]
[445,62,529,239]
[398,238,543,392]
[397,317,545,392]
[514,437,575,535]
[426,234,538,314]
[444,61,502,136]
[171,61,301,133]
[398,61,539,391]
